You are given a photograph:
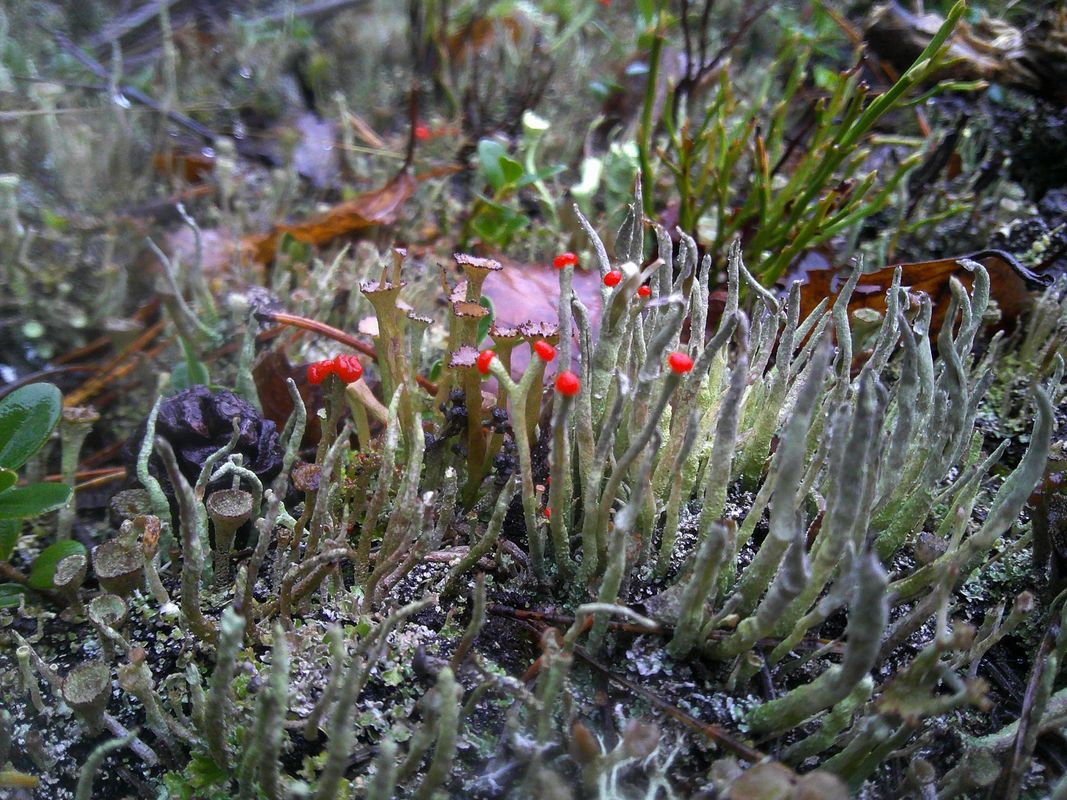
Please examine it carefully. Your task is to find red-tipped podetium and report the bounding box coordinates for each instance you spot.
[667,351,694,374]
[637,285,651,299]
[477,349,497,375]
[533,341,557,362]
[307,361,333,385]
[555,371,581,396]
[603,270,623,287]
[553,252,578,269]
[333,354,363,383]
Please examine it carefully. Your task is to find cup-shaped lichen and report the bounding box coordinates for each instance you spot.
[205,488,254,589]
[57,405,99,540]
[88,593,128,629]
[107,488,154,528]
[62,660,112,733]
[53,553,87,616]
[91,538,144,597]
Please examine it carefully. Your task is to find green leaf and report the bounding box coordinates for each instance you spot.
[170,360,211,394]
[28,540,86,591]
[477,296,495,345]
[499,155,523,187]
[428,358,444,382]
[0,583,26,608]
[0,518,19,560]
[0,383,62,470]
[477,139,522,192]
[171,336,211,393]
[0,483,72,520]
[0,469,15,493]
[477,139,506,190]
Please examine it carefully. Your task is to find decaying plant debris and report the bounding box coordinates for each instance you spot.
[1,1,1067,799]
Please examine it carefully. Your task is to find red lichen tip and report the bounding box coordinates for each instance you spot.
[555,371,581,396]
[414,124,431,141]
[307,360,333,385]
[553,252,578,269]
[637,285,652,298]
[333,354,363,383]
[603,270,623,287]
[533,341,557,362]
[667,351,694,374]
[477,349,497,375]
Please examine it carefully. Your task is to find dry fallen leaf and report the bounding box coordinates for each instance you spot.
[483,256,604,330]
[445,15,523,61]
[245,170,417,264]
[253,350,321,446]
[796,250,1048,340]
[152,151,215,184]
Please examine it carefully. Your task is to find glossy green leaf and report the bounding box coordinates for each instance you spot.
[428,358,444,382]
[477,139,523,192]
[0,383,62,470]
[0,469,15,493]
[0,518,18,561]
[0,583,26,608]
[28,539,86,591]
[170,360,211,394]
[477,296,495,346]
[0,483,72,520]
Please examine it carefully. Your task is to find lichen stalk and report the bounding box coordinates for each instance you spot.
[747,552,888,733]
[548,390,576,578]
[156,437,217,644]
[136,395,173,536]
[488,358,549,581]
[668,520,728,658]
[412,666,460,800]
[74,730,136,800]
[589,431,659,652]
[254,624,289,800]
[203,607,246,771]
[442,476,518,598]
[57,406,98,539]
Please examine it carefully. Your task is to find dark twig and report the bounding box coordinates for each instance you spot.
[991,610,1063,799]
[486,604,844,654]
[40,25,220,144]
[573,643,767,763]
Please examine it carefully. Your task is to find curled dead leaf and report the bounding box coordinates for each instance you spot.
[244,170,417,264]
[797,250,1048,340]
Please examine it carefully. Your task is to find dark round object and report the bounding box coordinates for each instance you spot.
[122,386,283,495]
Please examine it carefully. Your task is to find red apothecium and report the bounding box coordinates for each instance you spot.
[553,252,578,269]
[477,349,496,375]
[533,341,557,362]
[667,351,694,374]
[555,371,581,396]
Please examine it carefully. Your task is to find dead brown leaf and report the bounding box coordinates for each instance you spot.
[244,170,417,264]
[445,16,523,62]
[152,151,215,184]
[797,250,1046,340]
[253,350,321,446]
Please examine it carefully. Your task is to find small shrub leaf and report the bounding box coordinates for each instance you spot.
[0,483,72,520]
[28,540,86,591]
[0,383,62,470]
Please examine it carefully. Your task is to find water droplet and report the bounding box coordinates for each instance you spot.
[201,147,216,159]
[233,120,247,140]
[112,93,131,109]
[239,66,253,80]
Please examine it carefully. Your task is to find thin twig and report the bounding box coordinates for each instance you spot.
[255,310,439,395]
